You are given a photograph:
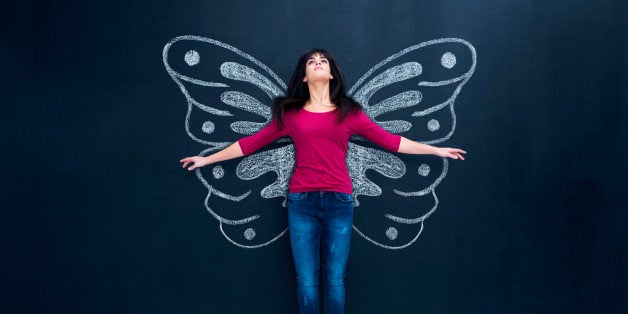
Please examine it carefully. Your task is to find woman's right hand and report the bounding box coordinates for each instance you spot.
[180,156,209,171]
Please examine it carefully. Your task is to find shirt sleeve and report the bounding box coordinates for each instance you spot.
[350,111,402,152]
[237,118,289,155]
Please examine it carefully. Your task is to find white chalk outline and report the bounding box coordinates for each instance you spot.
[163,36,476,249]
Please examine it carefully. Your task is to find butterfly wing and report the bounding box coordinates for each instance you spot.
[163,36,292,248]
[347,38,477,249]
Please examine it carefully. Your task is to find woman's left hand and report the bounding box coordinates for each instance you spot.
[434,147,467,160]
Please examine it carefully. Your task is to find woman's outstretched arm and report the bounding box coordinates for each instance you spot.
[398,137,466,160]
[350,111,467,160]
[180,115,290,171]
[180,142,244,171]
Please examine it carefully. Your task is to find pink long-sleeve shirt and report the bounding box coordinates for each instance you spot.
[238,107,401,194]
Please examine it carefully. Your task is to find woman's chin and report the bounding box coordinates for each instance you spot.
[306,77,331,84]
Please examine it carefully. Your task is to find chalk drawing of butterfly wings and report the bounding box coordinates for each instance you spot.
[163,35,476,249]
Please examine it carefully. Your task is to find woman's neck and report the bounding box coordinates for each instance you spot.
[306,82,334,107]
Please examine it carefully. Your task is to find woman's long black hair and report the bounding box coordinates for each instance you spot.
[271,48,362,128]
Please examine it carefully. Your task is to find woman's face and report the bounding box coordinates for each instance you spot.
[303,53,333,83]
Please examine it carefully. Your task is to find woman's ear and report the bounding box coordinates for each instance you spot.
[303,76,308,82]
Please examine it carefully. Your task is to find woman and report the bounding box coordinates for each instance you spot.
[180,48,466,314]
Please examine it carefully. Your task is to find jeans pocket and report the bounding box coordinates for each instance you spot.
[334,192,353,203]
[288,192,307,201]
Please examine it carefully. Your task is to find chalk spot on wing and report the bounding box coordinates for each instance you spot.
[244,228,256,240]
[185,50,200,66]
[441,52,456,69]
[202,121,215,134]
[385,227,398,240]
[212,165,224,179]
[418,164,430,177]
[427,119,440,131]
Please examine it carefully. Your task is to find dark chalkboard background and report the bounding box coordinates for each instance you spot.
[4,0,626,313]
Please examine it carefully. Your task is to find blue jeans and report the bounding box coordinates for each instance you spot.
[288,191,354,314]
